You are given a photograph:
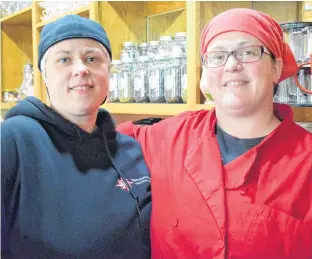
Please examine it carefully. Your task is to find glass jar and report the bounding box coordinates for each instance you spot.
[108,60,122,102]
[157,36,174,57]
[120,42,139,61]
[119,59,136,103]
[297,68,310,105]
[179,54,187,103]
[148,56,168,103]
[172,32,187,55]
[274,80,289,104]
[164,54,183,103]
[18,61,34,99]
[306,27,312,62]
[138,43,148,57]
[289,30,305,63]
[147,41,159,58]
[134,56,152,103]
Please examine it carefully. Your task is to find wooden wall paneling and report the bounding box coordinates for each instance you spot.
[253,1,299,23]
[98,1,146,60]
[144,1,186,17]
[200,1,252,33]
[147,9,186,41]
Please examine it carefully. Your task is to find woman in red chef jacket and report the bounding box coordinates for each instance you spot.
[118,8,312,259]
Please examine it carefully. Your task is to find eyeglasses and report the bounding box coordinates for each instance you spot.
[202,45,275,68]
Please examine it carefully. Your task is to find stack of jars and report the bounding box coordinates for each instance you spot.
[108,32,188,104]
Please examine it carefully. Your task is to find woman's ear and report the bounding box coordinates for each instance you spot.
[200,66,208,92]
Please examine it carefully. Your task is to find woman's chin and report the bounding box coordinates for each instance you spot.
[219,98,253,115]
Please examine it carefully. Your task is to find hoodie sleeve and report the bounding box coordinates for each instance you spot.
[117,111,194,168]
[1,121,19,243]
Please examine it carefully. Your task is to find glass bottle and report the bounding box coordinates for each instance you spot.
[138,43,148,57]
[108,60,122,103]
[297,69,309,105]
[120,42,139,61]
[164,54,183,103]
[179,54,187,103]
[157,36,174,57]
[119,59,136,103]
[134,56,152,103]
[147,41,159,58]
[172,32,187,55]
[18,61,34,99]
[148,56,168,103]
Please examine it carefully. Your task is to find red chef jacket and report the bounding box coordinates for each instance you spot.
[117,103,312,259]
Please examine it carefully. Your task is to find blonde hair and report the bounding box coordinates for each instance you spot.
[40,48,50,84]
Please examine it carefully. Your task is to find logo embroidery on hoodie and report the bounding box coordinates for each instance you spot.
[116,178,133,191]
[116,176,151,191]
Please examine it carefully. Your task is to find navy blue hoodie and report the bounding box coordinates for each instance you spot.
[1,97,152,259]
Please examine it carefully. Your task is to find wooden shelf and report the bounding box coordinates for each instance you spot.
[1,100,311,122]
[36,5,90,29]
[1,102,17,110]
[292,106,312,122]
[102,103,189,115]
[0,7,32,26]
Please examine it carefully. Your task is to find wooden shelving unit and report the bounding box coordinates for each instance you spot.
[1,1,312,121]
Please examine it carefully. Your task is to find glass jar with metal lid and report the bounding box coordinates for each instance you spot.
[147,41,159,58]
[108,60,122,103]
[120,42,139,61]
[178,54,187,103]
[164,54,183,103]
[173,32,187,55]
[148,56,168,103]
[119,58,136,103]
[138,43,148,56]
[134,56,152,103]
[157,36,174,57]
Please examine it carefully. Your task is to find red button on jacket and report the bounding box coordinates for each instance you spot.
[117,103,312,259]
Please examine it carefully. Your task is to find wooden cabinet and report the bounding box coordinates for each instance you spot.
[1,1,311,122]
[0,6,33,106]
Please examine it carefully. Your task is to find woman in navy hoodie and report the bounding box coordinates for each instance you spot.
[1,15,151,259]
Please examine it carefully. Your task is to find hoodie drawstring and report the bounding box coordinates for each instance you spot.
[73,125,82,140]
[101,131,143,242]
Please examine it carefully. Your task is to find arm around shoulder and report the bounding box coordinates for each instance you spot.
[116,111,195,165]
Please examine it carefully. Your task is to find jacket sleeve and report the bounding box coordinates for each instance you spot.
[117,111,193,168]
[1,121,19,246]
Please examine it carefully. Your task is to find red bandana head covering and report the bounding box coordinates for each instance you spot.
[200,8,298,82]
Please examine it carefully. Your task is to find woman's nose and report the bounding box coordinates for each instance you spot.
[224,54,243,73]
[72,60,89,77]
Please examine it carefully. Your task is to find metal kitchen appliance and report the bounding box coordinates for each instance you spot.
[276,22,312,106]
